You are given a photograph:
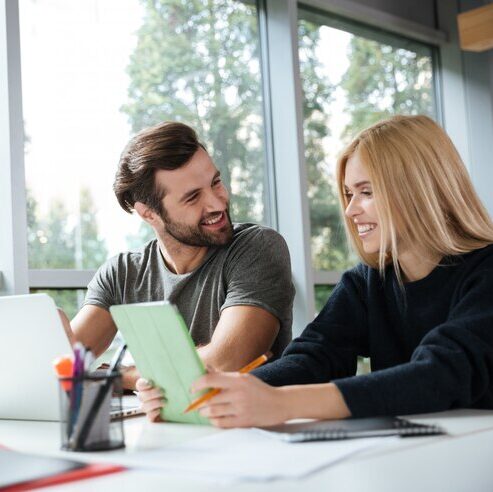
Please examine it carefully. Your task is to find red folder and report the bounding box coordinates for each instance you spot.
[1,463,125,491]
[0,445,126,492]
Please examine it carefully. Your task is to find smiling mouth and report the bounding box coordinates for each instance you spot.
[201,212,227,228]
[357,223,376,236]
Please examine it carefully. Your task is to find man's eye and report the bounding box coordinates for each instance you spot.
[213,178,222,186]
[186,194,198,203]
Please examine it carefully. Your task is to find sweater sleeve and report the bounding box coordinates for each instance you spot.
[334,267,493,417]
[253,266,368,385]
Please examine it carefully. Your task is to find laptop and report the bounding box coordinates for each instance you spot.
[0,293,73,421]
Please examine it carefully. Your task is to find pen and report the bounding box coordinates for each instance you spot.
[76,344,127,450]
[183,353,271,414]
[83,347,95,372]
[69,343,85,446]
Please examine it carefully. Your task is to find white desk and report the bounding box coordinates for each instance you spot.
[2,410,493,492]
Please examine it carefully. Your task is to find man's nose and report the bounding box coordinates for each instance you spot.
[204,189,226,212]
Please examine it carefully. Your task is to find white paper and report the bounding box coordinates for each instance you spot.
[112,428,394,482]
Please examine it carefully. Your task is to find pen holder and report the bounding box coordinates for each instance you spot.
[58,371,125,452]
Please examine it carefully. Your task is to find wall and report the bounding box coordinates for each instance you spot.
[459,0,493,214]
[349,0,437,28]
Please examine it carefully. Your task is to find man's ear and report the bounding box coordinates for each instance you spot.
[134,201,158,225]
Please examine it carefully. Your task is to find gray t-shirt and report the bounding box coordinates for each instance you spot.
[84,223,294,358]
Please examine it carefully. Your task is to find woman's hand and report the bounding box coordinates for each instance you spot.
[136,378,165,422]
[191,372,289,428]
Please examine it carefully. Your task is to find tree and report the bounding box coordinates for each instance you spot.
[78,187,108,269]
[126,222,154,251]
[27,192,75,270]
[298,22,436,273]
[121,0,266,233]
[299,19,354,271]
[341,37,435,139]
[27,187,108,318]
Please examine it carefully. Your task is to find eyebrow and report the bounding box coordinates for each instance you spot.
[344,180,371,191]
[179,171,221,203]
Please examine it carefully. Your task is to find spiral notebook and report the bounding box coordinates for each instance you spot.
[259,416,445,442]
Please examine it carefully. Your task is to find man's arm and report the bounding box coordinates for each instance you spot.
[197,305,280,371]
[70,304,118,357]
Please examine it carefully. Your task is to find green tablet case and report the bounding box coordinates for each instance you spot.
[110,301,209,425]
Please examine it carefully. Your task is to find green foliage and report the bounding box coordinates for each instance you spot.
[299,20,354,271]
[341,37,435,140]
[27,190,75,269]
[121,0,266,228]
[299,20,436,274]
[126,222,155,251]
[314,284,334,313]
[26,6,438,316]
[79,188,108,269]
[27,187,107,315]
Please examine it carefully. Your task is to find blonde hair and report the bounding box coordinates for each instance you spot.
[336,115,493,279]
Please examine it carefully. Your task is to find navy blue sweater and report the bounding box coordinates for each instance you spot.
[254,245,493,417]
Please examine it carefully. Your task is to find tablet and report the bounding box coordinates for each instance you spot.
[109,301,209,425]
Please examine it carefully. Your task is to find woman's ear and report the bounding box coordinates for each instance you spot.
[134,201,158,226]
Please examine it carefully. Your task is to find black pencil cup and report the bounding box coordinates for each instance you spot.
[58,371,125,452]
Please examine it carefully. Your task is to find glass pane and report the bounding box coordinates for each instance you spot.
[298,9,437,271]
[30,289,87,320]
[20,0,268,270]
[314,284,335,313]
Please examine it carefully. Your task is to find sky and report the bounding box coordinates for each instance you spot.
[19,0,351,259]
[20,0,144,256]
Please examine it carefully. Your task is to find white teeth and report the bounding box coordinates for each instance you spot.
[357,224,376,233]
[203,213,222,225]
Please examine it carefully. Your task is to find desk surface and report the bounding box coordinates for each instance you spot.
[1,409,493,492]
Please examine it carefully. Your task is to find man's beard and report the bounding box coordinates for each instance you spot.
[160,207,234,247]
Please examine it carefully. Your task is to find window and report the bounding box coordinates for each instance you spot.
[298,7,438,308]
[19,0,269,315]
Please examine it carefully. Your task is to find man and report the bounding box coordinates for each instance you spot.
[70,121,294,392]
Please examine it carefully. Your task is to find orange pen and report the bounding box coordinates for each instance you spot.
[184,353,271,414]
[53,356,74,392]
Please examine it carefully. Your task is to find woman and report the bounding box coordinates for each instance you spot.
[138,115,493,427]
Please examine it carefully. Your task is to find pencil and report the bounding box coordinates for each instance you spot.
[183,352,271,414]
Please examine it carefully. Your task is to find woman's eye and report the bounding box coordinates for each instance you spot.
[344,192,353,200]
[361,190,373,197]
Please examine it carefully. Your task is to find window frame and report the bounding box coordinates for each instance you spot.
[296,2,444,297]
[2,0,471,337]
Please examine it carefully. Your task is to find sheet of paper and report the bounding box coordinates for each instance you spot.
[111,428,396,482]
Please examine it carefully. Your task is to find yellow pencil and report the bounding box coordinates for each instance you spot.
[183,353,271,414]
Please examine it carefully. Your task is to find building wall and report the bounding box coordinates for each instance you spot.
[349,0,437,28]
[459,0,493,214]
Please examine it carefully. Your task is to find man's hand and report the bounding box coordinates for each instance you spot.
[136,378,165,422]
[121,366,141,391]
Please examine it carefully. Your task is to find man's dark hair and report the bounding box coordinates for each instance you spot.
[114,121,206,214]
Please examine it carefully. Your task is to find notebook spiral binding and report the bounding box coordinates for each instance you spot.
[288,419,444,442]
